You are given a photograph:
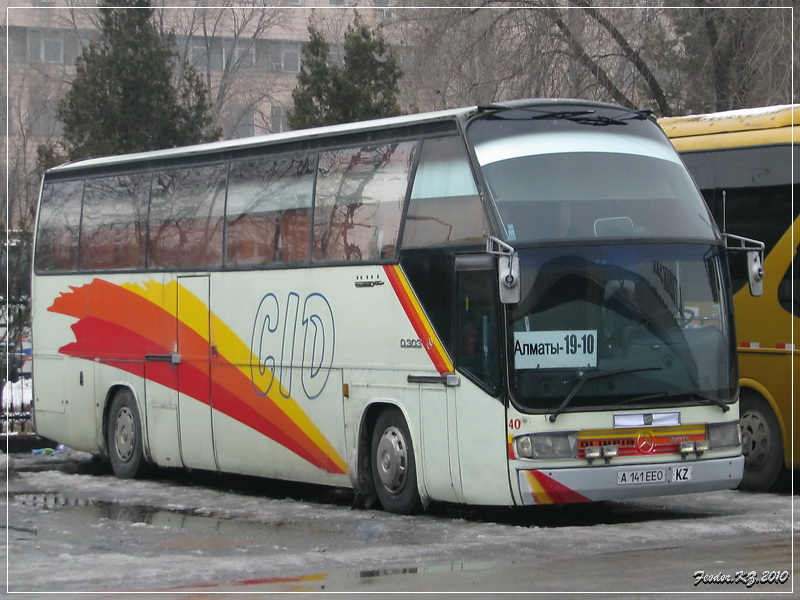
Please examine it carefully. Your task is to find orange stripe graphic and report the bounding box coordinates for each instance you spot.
[382,265,453,375]
[49,279,347,474]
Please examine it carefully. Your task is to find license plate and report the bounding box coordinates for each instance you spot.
[617,467,693,485]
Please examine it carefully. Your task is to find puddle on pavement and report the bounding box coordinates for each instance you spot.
[8,491,423,550]
[166,561,501,594]
[10,491,231,529]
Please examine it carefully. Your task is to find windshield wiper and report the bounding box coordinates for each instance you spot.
[481,109,629,126]
[548,366,663,422]
[479,108,596,121]
[566,114,627,126]
[618,390,730,412]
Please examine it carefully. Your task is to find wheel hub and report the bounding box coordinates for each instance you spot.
[376,426,408,494]
[115,407,135,462]
[740,409,770,470]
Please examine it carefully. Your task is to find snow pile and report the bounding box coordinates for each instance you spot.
[3,378,33,412]
[2,378,34,434]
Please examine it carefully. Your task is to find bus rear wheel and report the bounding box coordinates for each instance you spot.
[371,408,422,514]
[107,388,147,479]
[739,391,784,491]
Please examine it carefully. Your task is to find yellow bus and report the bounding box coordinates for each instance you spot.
[661,105,797,491]
[33,99,749,513]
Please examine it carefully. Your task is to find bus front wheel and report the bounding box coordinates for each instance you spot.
[371,408,422,514]
[739,391,784,491]
[107,388,147,479]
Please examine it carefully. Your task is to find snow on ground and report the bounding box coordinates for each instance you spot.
[3,454,796,595]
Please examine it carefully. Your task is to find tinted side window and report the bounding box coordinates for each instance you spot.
[81,174,149,270]
[681,147,797,295]
[226,154,314,266]
[35,180,83,272]
[314,141,417,262]
[148,165,227,268]
[682,146,795,254]
[401,254,454,353]
[403,136,486,248]
[778,245,799,317]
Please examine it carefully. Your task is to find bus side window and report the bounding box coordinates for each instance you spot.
[226,154,314,266]
[456,266,500,393]
[148,165,227,269]
[314,141,417,262]
[34,180,84,272]
[403,136,487,249]
[778,245,799,317]
[80,174,149,270]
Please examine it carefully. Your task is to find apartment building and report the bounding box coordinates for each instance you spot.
[3,1,397,146]
[2,1,400,232]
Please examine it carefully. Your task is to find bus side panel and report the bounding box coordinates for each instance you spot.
[212,367,348,487]
[344,369,466,505]
[739,351,796,469]
[143,375,182,468]
[418,384,461,503]
[176,274,217,472]
[32,276,103,454]
[209,270,351,487]
[454,381,512,505]
[34,356,98,453]
[732,220,798,473]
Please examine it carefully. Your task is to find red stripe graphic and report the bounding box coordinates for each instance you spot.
[526,470,592,504]
[50,279,345,474]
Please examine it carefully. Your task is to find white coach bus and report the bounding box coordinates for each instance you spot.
[32,99,751,513]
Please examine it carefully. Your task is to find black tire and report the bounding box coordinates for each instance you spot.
[739,390,784,491]
[371,407,422,515]
[107,388,147,479]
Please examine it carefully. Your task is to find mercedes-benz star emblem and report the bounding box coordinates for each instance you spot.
[636,431,655,453]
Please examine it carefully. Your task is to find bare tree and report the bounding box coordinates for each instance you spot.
[667,1,796,113]
[162,2,289,137]
[391,1,795,116]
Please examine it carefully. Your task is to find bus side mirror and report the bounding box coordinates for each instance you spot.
[747,250,764,297]
[724,233,764,297]
[498,254,521,304]
[487,236,520,304]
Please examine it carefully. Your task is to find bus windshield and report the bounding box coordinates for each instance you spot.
[467,106,717,243]
[508,243,737,413]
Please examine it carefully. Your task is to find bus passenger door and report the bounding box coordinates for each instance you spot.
[176,275,218,471]
[451,256,510,505]
[144,275,181,468]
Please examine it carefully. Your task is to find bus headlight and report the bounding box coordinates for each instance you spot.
[707,421,741,449]
[514,432,577,459]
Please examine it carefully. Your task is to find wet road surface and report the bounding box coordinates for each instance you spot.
[3,452,795,597]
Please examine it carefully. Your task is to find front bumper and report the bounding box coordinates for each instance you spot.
[518,455,744,505]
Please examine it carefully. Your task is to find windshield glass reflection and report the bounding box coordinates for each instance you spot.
[510,244,736,412]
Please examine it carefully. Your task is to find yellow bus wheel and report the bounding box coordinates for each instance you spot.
[739,391,784,491]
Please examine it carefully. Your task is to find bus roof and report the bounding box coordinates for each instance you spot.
[659,104,798,137]
[658,105,798,151]
[46,98,625,175]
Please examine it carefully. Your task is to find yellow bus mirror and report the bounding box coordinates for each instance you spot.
[747,250,764,297]
[724,233,765,297]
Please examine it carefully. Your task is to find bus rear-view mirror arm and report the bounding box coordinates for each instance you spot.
[486,236,521,304]
[723,233,765,297]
